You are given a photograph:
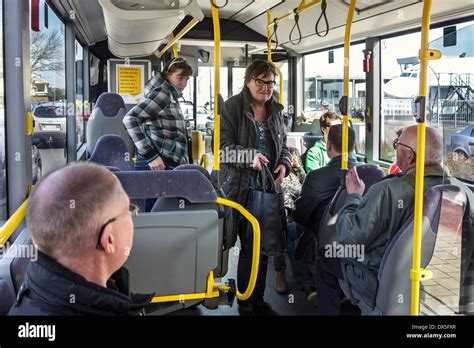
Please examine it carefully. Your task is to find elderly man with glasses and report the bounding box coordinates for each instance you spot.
[315,125,474,315]
[9,163,153,316]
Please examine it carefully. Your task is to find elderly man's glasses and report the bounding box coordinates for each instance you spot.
[167,57,186,72]
[393,138,416,157]
[253,78,276,88]
[96,204,139,250]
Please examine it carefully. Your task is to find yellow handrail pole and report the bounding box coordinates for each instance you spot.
[0,199,29,247]
[266,10,283,105]
[216,197,260,301]
[268,0,321,27]
[341,0,356,171]
[156,18,199,58]
[410,0,440,315]
[169,33,179,58]
[211,3,221,171]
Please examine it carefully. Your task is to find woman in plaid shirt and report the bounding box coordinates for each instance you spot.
[124,58,193,171]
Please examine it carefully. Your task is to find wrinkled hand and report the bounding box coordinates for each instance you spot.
[148,157,166,171]
[274,164,286,187]
[346,167,365,196]
[251,153,269,171]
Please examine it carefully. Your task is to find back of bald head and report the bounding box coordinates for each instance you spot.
[27,163,123,258]
[401,125,443,164]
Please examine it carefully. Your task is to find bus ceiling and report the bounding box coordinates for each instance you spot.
[47,0,473,59]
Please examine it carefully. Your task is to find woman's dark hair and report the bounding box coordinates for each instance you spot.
[244,59,277,83]
[288,146,302,166]
[162,57,193,78]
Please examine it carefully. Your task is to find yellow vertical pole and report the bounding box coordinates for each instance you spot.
[169,33,179,58]
[410,0,440,315]
[211,4,221,171]
[341,0,356,171]
[266,10,283,105]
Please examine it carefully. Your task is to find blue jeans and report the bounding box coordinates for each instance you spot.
[286,222,315,289]
[134,154,157,212]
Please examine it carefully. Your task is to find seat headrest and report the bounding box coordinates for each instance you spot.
[355,164,385,194]
[89,134,134,171]
[310,120,322,136]
[114,170,217,203]
[175,164,211,180]
[95,93,126,117]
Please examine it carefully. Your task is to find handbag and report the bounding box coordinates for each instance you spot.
[242,165,287,256]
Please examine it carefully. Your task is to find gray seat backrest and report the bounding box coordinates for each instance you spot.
[115,170,222,306]
[89,134,134,171]
[318,164,385,248]
[86,92,134,156]
[374,185,468,315]
[0,228,35,315]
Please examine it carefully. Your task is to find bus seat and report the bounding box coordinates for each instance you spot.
[338,185,468,315]
[114,170,224,311]
[86,92,134,156]
[89,134,134,171]
[310,119,322,136]
[0,228,34,315]
[318,165,385,253]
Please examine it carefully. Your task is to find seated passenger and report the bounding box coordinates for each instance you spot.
[294,125,358,232]
[305,112,342,173]
[315,125,474,315]
[9,163,153,315]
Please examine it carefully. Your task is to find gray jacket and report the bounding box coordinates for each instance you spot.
[337,164,474,299]
[218,88,291,245]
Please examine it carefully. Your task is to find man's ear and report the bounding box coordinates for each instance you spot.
[101,224,116,255]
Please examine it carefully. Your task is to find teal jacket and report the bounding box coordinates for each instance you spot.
[336,164,474,299]
[305,139,329,173]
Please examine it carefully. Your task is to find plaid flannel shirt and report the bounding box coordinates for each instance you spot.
[123,73,188,168]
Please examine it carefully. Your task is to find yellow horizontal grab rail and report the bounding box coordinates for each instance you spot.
[156,18,199,59]
[268,0,321,28]
[216,197,260,301]
[0,199,29,247]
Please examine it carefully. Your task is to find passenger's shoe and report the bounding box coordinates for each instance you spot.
[302,286,317,306]
[274,270,289,295]
[253,301,279,316]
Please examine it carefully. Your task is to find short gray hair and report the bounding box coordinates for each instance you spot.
[27,163,123,257]
[403,126,443,164]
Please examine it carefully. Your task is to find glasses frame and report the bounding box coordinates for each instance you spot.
[96,204,139,250]
[393,138,416,157]
[253,78,276,88]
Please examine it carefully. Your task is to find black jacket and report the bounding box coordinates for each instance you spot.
[293,155,359,232]
[8,251,153,316]
[218,88,291,245]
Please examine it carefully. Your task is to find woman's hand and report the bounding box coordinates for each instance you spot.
[251,153,269,171]
[148,157,166,171]
[274,164,286,187]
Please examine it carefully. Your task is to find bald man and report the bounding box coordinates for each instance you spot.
[315,125,474,315]
[9,163,153,315]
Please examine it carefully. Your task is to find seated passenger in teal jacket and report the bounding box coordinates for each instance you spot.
[305,112,341,173]
[315,125,474,315]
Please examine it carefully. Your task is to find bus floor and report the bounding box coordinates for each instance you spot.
[169,242,361,316]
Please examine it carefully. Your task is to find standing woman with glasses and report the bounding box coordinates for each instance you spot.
[124,58,193,210]
[219,59,291,315]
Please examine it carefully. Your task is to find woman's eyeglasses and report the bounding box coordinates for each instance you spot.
[96,204,139,250]
[253,78,276,88]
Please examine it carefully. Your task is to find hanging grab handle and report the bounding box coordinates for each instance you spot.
[289,9,302,45]
[315,0,329,37]
[268,20,279,50]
